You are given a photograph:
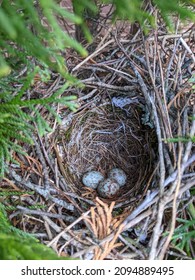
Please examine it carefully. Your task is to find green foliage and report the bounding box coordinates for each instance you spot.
[0,203,72,260]
[166,188,195,258]
[105,0,153,24]
[0,0,194,175]
[73,0,181,35]
[0,66,79,177]
[165,136,195,143]
[0,202,35,240]
[0,0,194,260]
[0,234,56,260]
[72,0,99,42]
[153,0,195,30]
[0,107,33,176]
[189,74,195,89]
[0,189,46,211]
[187,202,195,220]
[101,0,195,30]
[171,218,195,257]
[0,1,194,77]
[0,0,87,78]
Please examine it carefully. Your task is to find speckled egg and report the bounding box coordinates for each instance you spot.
[97,178,120,198]
[82,171,105,189]
[108,168,127,187]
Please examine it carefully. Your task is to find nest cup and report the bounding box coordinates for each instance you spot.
[60,99,156,202]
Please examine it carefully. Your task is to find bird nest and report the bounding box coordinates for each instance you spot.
[58,101,155,201]
[5,4,195,260]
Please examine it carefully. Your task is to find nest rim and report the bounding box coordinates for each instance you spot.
[57,99,157,204]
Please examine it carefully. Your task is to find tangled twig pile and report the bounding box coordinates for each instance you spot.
[4,3,195,259]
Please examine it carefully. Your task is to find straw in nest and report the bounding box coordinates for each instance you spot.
[58,100,156,201]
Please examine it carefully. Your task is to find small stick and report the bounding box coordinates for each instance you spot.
[72,39,115,72]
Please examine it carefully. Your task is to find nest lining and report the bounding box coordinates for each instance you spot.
[59,100,156,201]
